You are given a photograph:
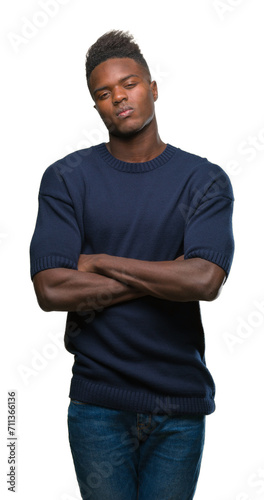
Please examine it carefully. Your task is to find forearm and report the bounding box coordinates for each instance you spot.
[93,254,225,302]
[33,267,145,312]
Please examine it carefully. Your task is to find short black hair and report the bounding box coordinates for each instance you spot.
[85,30,151,90]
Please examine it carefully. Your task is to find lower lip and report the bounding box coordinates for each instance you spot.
[117,109,134,118]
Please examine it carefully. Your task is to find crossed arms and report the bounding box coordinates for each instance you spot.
[33,253,226,312]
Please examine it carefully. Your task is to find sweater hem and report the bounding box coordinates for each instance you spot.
[69,377,215,416]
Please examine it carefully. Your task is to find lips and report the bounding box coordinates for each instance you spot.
[116,106,134,118]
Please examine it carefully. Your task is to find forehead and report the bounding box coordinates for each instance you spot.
[89,58,148,94]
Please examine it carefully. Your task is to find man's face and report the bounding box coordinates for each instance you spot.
[89,58,158,138]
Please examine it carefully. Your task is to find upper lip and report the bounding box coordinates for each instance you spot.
[116,106,134,116]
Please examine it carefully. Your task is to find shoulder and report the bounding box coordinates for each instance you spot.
[39,144,104,194]
[169,144,234,200]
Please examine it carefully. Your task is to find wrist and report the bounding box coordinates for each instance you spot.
[94,253,108,275]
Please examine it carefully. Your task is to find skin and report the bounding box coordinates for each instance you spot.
[89,57,166,162]
[33,57,226,312]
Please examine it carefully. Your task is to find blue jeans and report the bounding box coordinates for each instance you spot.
[67,400,205,500]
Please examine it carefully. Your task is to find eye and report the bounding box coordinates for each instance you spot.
[125,82,137,89]
[99,92,110,100]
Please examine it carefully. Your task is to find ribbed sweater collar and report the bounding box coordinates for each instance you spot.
[95,142,176,173]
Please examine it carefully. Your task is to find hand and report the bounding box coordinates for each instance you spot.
[78,254,103,273]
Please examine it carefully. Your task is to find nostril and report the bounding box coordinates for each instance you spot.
[113,97,127,105]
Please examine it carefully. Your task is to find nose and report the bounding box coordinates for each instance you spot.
[112,85,127,105]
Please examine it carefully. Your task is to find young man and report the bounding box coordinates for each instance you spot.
[30,31,234,500]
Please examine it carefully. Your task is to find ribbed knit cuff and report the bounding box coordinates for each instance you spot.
[185,249,233,277]
[30,254,77,280]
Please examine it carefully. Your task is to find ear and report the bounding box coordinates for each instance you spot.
[151,80,158,102]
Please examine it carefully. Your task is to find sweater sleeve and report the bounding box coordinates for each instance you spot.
[30,163,82,280]
[183,165,235,277]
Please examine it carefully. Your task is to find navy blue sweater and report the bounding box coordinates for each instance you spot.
[30,143,234,415]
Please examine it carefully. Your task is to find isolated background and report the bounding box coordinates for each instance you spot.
[1,1,264,499]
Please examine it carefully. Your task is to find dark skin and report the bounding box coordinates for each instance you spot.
[33,57,226,312]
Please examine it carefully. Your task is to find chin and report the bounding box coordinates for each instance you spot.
[109,126,142,138]
[109,120,151,139]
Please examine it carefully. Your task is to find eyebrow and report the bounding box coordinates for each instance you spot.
[93,74,140,96]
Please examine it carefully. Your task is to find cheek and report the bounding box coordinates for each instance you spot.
[96,103,112,121]
[95,107,114,131]
[132,90,155,112]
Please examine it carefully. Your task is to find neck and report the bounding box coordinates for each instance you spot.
[106,116,166,163]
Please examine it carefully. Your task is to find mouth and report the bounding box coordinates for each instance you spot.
[116,106,134,118]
